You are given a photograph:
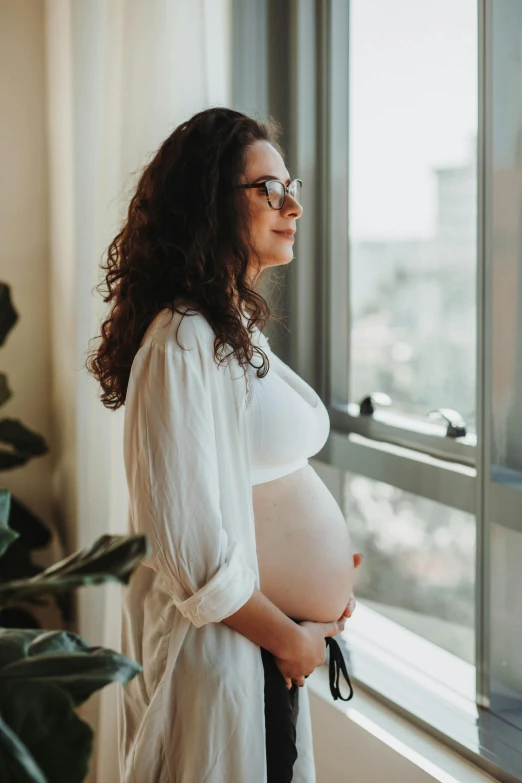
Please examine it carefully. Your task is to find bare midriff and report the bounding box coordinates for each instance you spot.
[253,463,354,623]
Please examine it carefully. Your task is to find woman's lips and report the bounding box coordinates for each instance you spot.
[273,230,295,241]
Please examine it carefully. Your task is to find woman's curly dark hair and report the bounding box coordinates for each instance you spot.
[86,107,286,410]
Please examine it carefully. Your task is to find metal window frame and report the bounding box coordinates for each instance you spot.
[476,0,490,713]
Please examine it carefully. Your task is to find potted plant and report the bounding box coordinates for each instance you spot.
[0,493,149,783]
[0,282,66,630]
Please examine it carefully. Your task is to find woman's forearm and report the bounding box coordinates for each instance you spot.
[221,586,302,658]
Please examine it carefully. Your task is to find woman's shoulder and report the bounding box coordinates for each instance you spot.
[140,303,215,355]
[139,300,271,366]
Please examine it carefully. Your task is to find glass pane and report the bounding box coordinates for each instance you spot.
[348,0,478,432]
[343,470,475,664]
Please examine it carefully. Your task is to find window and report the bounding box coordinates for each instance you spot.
[233,0,522,778]
[349,0,478,433]
[344,471,475,664]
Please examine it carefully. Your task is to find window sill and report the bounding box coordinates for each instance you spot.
[307,666,500,783]
[309,604,522,783]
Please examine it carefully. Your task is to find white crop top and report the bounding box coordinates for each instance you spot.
[245,327,330,485]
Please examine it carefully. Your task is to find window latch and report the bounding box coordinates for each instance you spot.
[426,408,467,438]
[358,392,392,416]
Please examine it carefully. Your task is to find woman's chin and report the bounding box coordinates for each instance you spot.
[254,253,294,275]
[270,253,294,268]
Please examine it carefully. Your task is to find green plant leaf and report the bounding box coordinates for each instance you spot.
[0,630,142,781]
[0,489,16,559]
[0,452,29,470]
[0,537,40,582]
[0,712,47,783]
[0,533,150,607]
[8,496,52,550]
[0,420,48,471]
[0,495,52,586]
[0,495,56,628]
[0,374,12,409]
[0,628,141,702]
[0,634,141,706]
[0,628,87,669]
[0,284,18,347]
[0,680,93,783]
[0,488,11,528]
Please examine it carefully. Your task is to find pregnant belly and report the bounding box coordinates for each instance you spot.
[252,463,354,623]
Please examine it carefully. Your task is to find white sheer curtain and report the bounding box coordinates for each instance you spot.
[44,1,232,780]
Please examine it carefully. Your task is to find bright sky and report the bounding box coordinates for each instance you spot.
[349,0,478,241]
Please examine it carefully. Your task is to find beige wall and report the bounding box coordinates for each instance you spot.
[0,0,58,555]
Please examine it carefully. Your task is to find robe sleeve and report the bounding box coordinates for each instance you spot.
[124,338,257,628]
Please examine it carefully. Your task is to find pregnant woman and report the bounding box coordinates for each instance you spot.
[87,107,362,783]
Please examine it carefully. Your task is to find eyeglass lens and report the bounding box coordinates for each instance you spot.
[266,180,302,209]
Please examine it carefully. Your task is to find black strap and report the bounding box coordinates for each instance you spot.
[325,637,354,702]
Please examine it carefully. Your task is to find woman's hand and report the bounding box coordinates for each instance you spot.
[273,619,346,690]
[339,552,363,620]
[274,554,364,690]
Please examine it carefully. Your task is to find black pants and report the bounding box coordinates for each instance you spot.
[261,620,354,783]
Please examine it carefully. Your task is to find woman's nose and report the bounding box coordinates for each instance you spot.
[283,196,303,218]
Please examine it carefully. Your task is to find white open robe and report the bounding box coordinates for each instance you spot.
[118,305,316,783]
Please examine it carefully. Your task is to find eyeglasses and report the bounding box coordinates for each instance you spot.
[238,178,302,210]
